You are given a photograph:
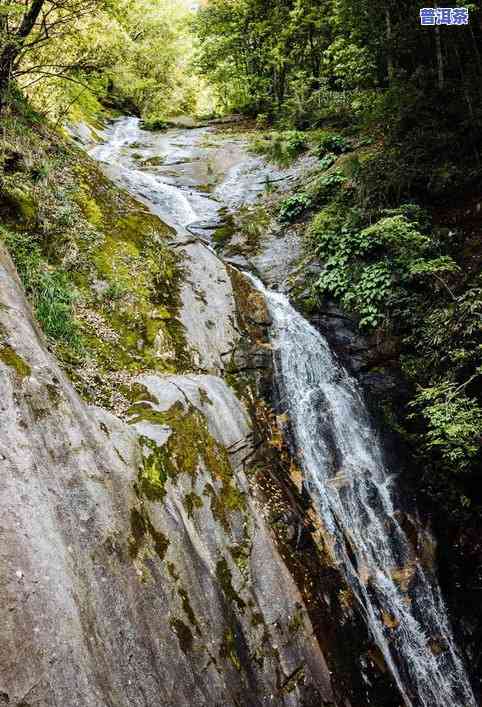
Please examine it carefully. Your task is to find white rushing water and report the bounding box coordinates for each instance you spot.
[249,275,476,707]
[90,117,205,230]
[88,116,291,233]
[88,116,476,707]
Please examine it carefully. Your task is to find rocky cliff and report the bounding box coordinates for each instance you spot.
[0,228,343,705]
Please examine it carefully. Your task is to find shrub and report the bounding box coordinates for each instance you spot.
[313,209,445,329]
[411,383,482,474]
[316,132,350,157]
[284,130,307,159]
[278,193,311,223]
[308,171,347,205]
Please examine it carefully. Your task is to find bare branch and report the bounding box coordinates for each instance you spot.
[19,68,100,92]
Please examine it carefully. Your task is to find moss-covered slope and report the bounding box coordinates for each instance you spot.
[0,101,190,414]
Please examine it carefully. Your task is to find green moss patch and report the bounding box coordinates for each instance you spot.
[184,491,203,517]
[0,344,31,378]
[219,628,242,670]
[131,400,246,531]
[216,557,246,611]
[129,506,169,560]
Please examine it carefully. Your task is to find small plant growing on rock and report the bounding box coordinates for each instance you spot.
[316,132,350,157]
[278,193,311,223]
[319,153,337,171]
[1,227,81,348]
[141,117,169,131]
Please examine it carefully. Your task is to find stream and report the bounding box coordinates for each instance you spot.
[89,116,476,707]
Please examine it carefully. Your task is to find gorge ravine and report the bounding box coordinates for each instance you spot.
[0,115,474,706]
[89,117,475,706]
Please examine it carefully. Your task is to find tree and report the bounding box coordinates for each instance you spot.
[0,0,98,110]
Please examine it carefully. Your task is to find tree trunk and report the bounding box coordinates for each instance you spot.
[385,7,394,83]
[433,3,444,90]
[0,44,18,110]
[0,0,46,110]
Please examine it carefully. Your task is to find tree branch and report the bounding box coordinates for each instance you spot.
[17,0,46,39]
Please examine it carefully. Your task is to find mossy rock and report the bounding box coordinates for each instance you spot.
[5,187,37,224]
[0,116,191,411]
[130,398,247,539]
[0,344,31,378]
[129,505,169,561]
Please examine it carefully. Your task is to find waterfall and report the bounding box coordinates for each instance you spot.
[249,275,476,707]
[88,116,476,707]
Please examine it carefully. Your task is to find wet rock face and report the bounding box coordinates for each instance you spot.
[178,240,239,374]
[245,290,272,326]
[0,245,335,707]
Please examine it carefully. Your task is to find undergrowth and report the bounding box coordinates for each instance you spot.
[1,228,81,349]
[0,98,188,413]
[250,130,307,165]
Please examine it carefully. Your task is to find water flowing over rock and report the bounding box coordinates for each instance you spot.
[2,114,476,707]
[248,275,476,707]
[86,116,476,705]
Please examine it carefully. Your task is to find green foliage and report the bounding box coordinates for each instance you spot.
[141,118,169,131]
[313,209,441,329]
[1,228,81,348]
[7,0,205,123]
[345,263,393,329]
[322,37,377,91]
[308,171,346,205]
[255,113,270,130]
[101,281,128,303]
[411,383,482,475]
[251,130,307,165]
[316,132,350,157]
[408,256,460,279]
[284,130,307,158]
[192,0,379,119]
[318,153,337,171]
[278,193,311,223]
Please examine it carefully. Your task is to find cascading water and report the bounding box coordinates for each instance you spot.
[249,275,476,707]
[88,116,476,707]
[90,117,214,231]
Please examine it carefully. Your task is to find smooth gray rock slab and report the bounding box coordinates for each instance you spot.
[179,241,240,373]
[0,245,335,707]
